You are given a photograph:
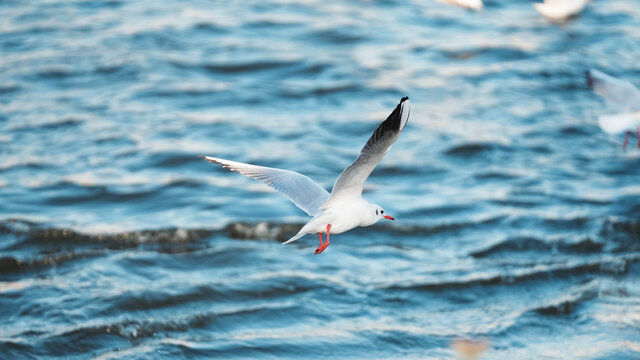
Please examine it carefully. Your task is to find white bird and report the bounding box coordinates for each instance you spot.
[534,0,589,21]
[202,97,410,254]
[436,0,482,10]
[586,69,640,149]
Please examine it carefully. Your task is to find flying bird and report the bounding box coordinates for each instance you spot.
[585,69,640,149]
[202,97,410,254]
[436,0,483,10]
[534,0,589,21]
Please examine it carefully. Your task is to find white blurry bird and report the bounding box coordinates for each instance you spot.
[202,97,410,254]
[534,0,589,21]
[586,69,640,149]
[436,0,483,10]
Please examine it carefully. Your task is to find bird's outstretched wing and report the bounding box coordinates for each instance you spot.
[586,69,640,111]
[328,97,410,201]
[202,157,329,216]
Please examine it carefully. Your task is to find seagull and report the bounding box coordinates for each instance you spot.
[202,97,410,254]
[436,0,483,10]
[534,0,589,21]
[585,69,640,149]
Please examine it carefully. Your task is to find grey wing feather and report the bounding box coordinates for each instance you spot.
[329,97,410,200]
[202,156,329,216]
[586,69,640,111]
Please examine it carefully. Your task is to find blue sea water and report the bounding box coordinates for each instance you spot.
[1,0,640,358]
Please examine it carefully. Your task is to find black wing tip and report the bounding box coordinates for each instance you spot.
[584,70,594,89]
[365,97,406,147]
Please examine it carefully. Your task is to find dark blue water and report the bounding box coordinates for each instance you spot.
[2,0,640,358]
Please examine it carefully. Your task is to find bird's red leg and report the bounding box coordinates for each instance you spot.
[314,224,331,255]
[623,131,630,149]
[314,232,324,254]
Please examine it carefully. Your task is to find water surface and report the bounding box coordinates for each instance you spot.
[1,0,640,358]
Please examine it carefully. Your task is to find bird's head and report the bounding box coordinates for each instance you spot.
[371,204,395,223]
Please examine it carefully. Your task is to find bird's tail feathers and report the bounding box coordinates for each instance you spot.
[282,232,305,245]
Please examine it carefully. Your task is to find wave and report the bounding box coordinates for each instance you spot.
[51,302,294,342]
[227,222,303,241]
[0,221,218,274]
[35,65,75,79]
[0,82,21,95]
[3,217,639,276]
[110,286,228,312]
[445,142,511,157]
[442,47,531,62]
[107,277,324,315]
[0,251,103,274]
[0,219,300,246]
[202,59,299,74]
[470,236,604,258]
[279,82,361,98]
[308,27,366,45]
[533,281,599,316]
[135,83,228,98]
[55,312,217,341]
[379,254,639,292]
[608,218,640,238]
[5,216,640,247]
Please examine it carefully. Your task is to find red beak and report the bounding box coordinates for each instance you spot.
[383,215,395,221]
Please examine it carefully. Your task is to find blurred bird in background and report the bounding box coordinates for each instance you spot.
[534,0,590,21]
[586,69,640,149]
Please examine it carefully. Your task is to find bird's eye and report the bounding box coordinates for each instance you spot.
[381,210,384,214]
[376,210,379,215]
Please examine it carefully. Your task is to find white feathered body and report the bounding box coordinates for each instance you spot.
[300,197,377,235]
[598,112,640,135]
[534,0,589,21]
